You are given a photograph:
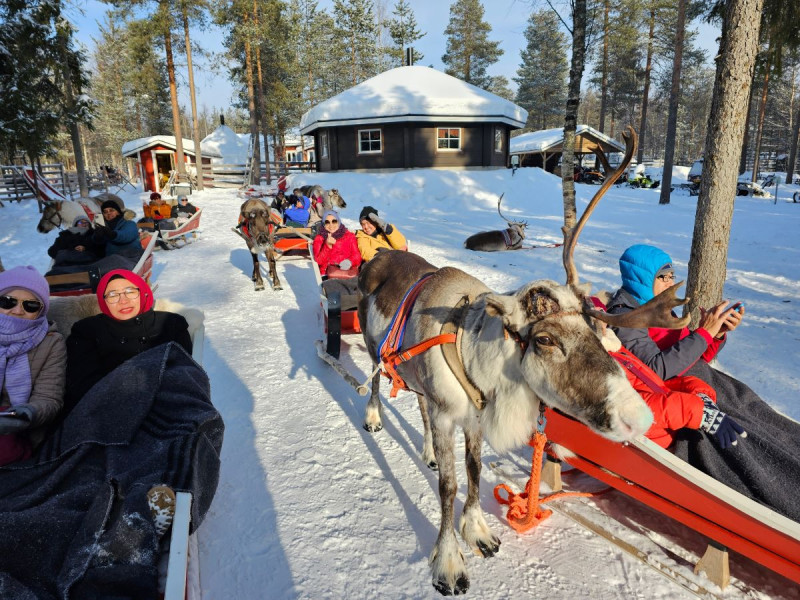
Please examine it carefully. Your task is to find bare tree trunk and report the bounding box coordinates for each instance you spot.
[63,66,88,198]
[598,0,609,133]
[686,0,764,324]
[787,101,800,184]
[183,10,204,190]
[738,82,755,173]
[659,0,687,205]
[751,48,772,181]
[253,0,272,185]
[562,0,587,231]
[637,4,656,166]
[243,30,261,184]
[163,2,186,177]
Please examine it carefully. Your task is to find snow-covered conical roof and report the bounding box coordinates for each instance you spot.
[201,125,250,164]
[299,66,527,134]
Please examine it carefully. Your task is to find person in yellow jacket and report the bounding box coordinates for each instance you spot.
[354,206,407,262]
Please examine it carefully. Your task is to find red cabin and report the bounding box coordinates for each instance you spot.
[121,136,221,193]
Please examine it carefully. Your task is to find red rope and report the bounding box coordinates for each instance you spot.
[494,433,594,533]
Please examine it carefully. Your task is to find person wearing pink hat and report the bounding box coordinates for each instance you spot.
[64,269,192,411]
[0,265,67,465]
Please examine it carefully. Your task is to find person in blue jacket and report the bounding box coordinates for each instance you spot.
[93,198,143,261]
[283,188,310,227]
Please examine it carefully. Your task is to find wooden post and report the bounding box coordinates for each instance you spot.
[694,540,730,590]
[541,455,562,492]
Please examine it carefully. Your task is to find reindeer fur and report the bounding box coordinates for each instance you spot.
[36,193,124,234]
[357,249,654,596]
[238,198,282,291]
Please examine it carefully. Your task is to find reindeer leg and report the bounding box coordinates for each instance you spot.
[267,247,282,291]
[429,414,469,596]
[417,394,437,470]
[252,252,265,291]
[363,369,383,432]
[460,424,500,559]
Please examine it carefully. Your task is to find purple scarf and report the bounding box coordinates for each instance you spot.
[318,223,348,241]
[0,313,49,406]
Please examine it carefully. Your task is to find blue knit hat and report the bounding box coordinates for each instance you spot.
[0,265,50,314]
[618,244,673,305]
[322,209,339,223]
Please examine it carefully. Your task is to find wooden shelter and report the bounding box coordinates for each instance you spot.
[121,136,221,193]
[509,125,625,174]
[299,66,527,172]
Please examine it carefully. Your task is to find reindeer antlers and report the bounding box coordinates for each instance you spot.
[497,193,527,227]
[563,126,637,288]
[590,281,691,330]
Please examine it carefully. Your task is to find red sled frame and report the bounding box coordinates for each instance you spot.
[542,407,800,587]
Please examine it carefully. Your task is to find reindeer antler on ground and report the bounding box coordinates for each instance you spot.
[560,125,690,330]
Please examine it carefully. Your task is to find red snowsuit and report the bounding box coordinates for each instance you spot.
[312,230,362,275]
[611,347,716,449]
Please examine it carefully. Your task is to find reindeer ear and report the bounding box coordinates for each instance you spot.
[484,294,528,332]
[574,282,592,298]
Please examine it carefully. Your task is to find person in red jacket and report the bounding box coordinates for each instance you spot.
[311,210,361,276]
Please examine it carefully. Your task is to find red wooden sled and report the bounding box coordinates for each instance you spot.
[159,209,203,248]
[541,407,800,588]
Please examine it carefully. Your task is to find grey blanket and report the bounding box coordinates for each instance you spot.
[673,361,800,522]
[0,343,224,600]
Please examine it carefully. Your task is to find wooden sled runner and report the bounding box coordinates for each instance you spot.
[46,231,158,296]
[538,407,800,590]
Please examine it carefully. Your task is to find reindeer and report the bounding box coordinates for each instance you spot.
[463,194,527,251]
[232,199,282,291]
[356,127,691,595]
[299,185,347,211]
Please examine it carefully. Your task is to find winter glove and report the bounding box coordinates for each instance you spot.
[368,212,386,230]
[0,405,36,435]
[339,259,352,270]
[698,393,746,449]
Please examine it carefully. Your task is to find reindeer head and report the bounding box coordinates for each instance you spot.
[37,201,64,233]
[240,199,272,252]
[496,193,527,241]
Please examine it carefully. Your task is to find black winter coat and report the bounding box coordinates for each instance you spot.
[47,229,104,260]
[65,310,192,411]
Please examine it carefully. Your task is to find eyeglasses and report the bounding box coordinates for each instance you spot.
[75,219,90,226]
[103,287,140,304]
[657,273,676,282]
[179,198,188,202]
[324,219,338,225]
[0,295,43,314]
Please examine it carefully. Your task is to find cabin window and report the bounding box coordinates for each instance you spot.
[358,128,382,154]
[437,128,461,151]
[320,132,329,158]
[494,128,503,153]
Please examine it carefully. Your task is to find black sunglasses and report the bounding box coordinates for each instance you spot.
[0,295,43,314]
[324,219,338,225]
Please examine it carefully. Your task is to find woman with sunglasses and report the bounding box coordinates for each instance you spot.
[47,215,105,267]
[606,244,743,381]
[64,269,192,412]
[0,266,67,465]
[311,210,362,276]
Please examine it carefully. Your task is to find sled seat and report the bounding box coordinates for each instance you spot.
[542,407,800,588]
[159,209,203,247]
[273,226,312,255]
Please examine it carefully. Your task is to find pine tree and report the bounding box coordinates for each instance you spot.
[387,0,425,66]
[333,0,379,85]
[442,0,502,90]
[514,10,568,131]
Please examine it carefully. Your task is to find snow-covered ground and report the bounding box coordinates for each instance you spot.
[2,167,799,599]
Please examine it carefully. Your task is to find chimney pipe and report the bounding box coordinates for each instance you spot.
[220,114,225,126]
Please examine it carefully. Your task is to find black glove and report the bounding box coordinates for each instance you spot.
[368,212,386,230]
[93,224,116,242]
[698,394,746,449]
[0,405,36,435]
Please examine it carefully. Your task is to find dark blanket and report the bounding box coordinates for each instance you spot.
[673,361,800,522]
[0,343,224,600]
[46,254,137,292]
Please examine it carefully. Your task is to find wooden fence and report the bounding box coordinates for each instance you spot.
[206,160,315,188]
[0,164,72,205]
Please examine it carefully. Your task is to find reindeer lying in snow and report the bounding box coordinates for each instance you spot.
[356,127,690,595]
[463,194,527,251]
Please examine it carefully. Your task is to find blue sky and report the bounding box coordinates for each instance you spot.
[64,0,721,117]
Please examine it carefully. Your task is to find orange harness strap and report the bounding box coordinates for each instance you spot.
[494,432,593,533]
[379,273,457,398]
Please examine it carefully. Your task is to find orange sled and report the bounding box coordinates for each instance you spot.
[541,407,800,587]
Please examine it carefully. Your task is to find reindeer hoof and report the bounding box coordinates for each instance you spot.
[433,574,469,596]
[274,285,283,291]
[475,537,500,558]
[363,423,382,433]
[255,284,265,291]
[426,459,438,471]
